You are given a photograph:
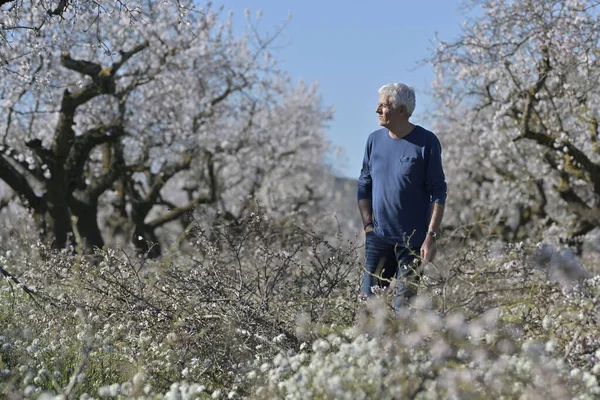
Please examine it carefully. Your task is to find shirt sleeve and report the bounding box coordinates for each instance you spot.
[425,136,447,204]
[357,136,373,201]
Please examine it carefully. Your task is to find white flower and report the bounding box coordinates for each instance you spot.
[583,372,598,388]
[133,372,145,386]
[121,382,133,396]
[108,383,120,396]
[312,339,330,353]
[273,353,288,367]
[260,363,270,372]
[545,340,557,353]
[542,315,553,330]
[97,386,110,398]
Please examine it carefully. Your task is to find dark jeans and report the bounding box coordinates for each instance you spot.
[361,231,419,310]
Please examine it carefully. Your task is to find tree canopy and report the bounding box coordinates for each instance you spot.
[1,0,333,256]
[431,0,600,248]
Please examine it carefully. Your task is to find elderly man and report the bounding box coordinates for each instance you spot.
[357,83,447,310]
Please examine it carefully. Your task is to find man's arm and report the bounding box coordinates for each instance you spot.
[421,136,447,261]
[357,137,373,232]
[424,136,447,206]
[421,202,444,262]
[358,199,373,232]
[428,202,445,234]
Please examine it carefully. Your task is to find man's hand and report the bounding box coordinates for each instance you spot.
[364,222,374,234]
[420,235,437,262]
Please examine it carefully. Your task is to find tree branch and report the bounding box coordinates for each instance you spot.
[59,52,102,77]
[0,143,46,181]
[65,124,126,191]
[111,41,149,75]
[148,152,217,228]
[54,43,145,161]
[52,88,107,160]
[511,50,600,193]
[48,0,69,16]
[542,153,600,228]
[515,128,600,194]
[0,265,40,306]
[145,155,193,205]
[0,155,44,212]
[148,195,213,229]
[86,162,122,201]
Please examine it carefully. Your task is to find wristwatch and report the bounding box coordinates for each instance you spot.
[427,231,439,240]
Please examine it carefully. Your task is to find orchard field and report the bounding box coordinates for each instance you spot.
[3,0,600,399]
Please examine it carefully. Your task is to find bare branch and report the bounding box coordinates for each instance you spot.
[0,264,40,306]
[145,155,193,204]
[60,52,102,77]
[515,129,600,194]
[0,154,45,213]
[148,152,217,228]
[110,41,149,75]
[53,43,145,160]
[48,0,69,16]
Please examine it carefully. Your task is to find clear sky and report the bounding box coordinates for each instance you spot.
[221,0,467,178]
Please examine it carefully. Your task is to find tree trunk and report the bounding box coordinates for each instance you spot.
[70,197,105,252]
[45,167,74,250]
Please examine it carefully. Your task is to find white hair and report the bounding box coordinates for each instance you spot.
[378,83,416,117]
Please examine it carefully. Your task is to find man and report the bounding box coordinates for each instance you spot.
[357,83,447,310]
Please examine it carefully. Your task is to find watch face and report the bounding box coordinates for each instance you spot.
[429,232,438,238]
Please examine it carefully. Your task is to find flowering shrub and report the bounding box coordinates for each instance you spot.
[1,218,600,399]
[251,240,600,399]
[253,311,600,399]
[0,213,361,398]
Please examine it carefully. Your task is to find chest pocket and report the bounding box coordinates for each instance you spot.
[398,156,418,176]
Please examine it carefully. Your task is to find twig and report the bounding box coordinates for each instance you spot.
[563,296,598,361]
[0,265,41,307]
[563,326,583,362]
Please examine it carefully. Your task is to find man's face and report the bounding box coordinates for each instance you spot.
[376,94,404,127]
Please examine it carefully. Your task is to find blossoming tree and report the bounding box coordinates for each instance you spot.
[0,0,332,256]
[430,0,600,247]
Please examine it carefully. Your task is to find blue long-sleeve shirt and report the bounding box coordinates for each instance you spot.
[357,126,447,248]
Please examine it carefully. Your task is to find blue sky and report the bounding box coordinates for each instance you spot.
[222,0,467,178]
